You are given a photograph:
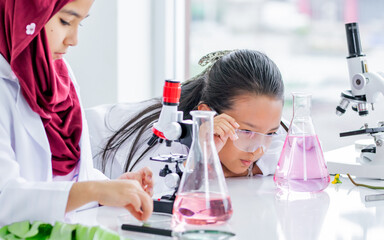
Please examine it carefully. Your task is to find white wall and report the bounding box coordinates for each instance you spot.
[66,0,186,108]
[151,0,188,97]
[117,0,152,103]
[66,0,118,108]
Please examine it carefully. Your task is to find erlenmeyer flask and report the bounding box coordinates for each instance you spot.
[274,93,330,193]
[173,111,232,225]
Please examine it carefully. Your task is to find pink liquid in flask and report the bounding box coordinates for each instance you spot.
[274,135,330,193]
[173,192,233,225]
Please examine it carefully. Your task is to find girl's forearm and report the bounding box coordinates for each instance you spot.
[66,181,99,213]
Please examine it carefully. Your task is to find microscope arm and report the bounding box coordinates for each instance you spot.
[363,72,384,103]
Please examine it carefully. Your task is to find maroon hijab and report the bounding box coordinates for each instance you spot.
[0,0,83,176]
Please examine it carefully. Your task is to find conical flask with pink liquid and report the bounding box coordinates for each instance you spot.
[173,111,232,225]
[274,93,330,193]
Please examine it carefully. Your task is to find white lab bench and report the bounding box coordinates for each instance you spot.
[71,146,384,240]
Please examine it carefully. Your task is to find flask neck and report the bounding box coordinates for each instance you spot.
[290,93,316,135]
[292,93,312,119]
[191,111,215,143]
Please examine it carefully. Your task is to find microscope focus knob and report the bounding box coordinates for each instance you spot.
[163,122,182,140]
[164,173,180,189]
[352,73,366,91]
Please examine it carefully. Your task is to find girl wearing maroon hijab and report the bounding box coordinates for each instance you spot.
[0,0,153,225]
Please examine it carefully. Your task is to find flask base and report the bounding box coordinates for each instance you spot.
[274,177,330,194]
[173,192,232,225]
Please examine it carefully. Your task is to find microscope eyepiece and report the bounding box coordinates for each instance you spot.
[345,22,365,58]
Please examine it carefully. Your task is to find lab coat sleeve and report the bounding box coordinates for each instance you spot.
[0,122,74,226]
[0,180,73,227]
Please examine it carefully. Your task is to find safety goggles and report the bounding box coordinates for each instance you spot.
[232,129,278,153]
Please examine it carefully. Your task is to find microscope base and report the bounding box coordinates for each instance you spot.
[153,198,174,214]
[325,145,384,180]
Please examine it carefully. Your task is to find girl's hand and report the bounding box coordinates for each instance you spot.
[96,180,153,221]
[67,179,154,221]
[213,113,240,152]
[119,167,154,196]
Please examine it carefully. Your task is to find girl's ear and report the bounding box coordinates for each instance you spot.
[197,103,211,111]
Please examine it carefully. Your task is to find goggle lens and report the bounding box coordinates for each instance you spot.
[232,129,276,152]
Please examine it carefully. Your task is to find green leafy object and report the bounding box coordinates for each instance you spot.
[75,225,99,240]
[3,234,21,240]
[7,221,29,238]
[75,225,89,239]
[49,222,76,240]
[19,221,44,238]
[26,232,50,240]
[87,226,99,239]
[2,221,129,240]
[142,222,151,227]
[7,221,46,239]
[93,226,121,240]
[0,225,8,237]
[26,223,53,240]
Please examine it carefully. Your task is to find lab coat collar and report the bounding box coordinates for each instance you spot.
[0,53,50,156]
[0,54,18,83]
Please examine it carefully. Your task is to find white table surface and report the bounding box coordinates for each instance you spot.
[71,146,384,240]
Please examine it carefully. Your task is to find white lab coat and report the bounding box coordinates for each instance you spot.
[0,54,106,226]
[85,100,287,195]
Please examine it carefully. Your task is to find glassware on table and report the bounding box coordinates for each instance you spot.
[173,111,232,225]
[274,93,330,193]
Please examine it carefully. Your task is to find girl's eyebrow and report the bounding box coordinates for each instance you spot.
[269,126,280,132]
[60,9,89,19]
[241,121,279,132]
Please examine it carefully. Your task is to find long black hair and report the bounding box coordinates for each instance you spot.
[100,49,284,173]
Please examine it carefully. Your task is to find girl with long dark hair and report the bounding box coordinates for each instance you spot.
[87,49,287,194]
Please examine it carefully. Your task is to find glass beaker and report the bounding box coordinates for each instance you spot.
[274,93,330,193]
[173,111,232,225]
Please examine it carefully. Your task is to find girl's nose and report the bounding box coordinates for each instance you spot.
[64,28,78,46]
[250,147,264,160]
